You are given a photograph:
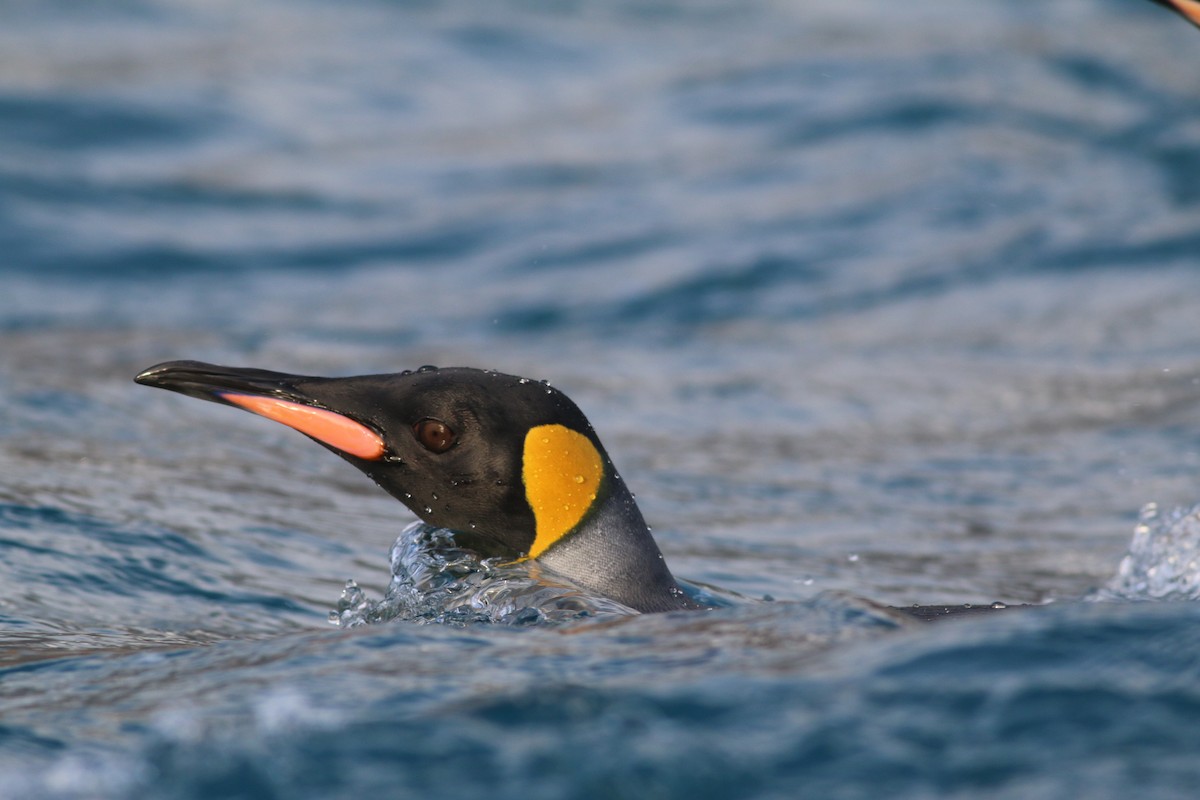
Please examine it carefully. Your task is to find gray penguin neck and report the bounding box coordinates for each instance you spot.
[535,487,699,613]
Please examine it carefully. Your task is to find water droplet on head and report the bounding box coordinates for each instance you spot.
[431,493,439,500]
[417,365,438,373]
[423,506,432,514]
[573,474,585,484]
[990,601,1008,609]
[518,378,530,385]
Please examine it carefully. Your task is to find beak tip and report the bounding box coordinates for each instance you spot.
[134,368,159,386]
[133,360,217,389]
[134,364,169,387]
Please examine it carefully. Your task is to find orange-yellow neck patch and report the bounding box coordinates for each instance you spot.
[523,424,604,558]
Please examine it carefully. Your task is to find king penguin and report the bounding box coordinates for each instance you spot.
[135,361,700,613]
[1150,0,1200,28]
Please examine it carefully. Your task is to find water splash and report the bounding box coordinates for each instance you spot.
[329,522,637,627]
[1094,502,1200,601]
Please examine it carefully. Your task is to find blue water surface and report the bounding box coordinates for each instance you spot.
[2,1,1200,798]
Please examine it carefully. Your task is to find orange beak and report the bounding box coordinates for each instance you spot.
[219,393,385,461]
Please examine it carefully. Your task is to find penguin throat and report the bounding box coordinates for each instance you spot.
[522,424,604,558]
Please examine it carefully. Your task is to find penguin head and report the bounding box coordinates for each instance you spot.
[134,361,613,561]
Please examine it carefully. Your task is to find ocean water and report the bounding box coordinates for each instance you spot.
[2,1,1200,797]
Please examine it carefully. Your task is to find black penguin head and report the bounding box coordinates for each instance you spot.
[135,361,613,560]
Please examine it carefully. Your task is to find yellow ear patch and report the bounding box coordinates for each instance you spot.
[523,424,604,558]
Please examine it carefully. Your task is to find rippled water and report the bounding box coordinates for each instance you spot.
[2,1,1200,798]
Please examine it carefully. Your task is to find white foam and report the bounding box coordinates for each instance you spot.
[1094,502,1200,602]
[329,522,637,627]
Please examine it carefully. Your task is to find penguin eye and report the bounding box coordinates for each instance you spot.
[413,418,456,453]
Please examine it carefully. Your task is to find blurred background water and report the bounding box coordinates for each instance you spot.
[2,1,1200,798]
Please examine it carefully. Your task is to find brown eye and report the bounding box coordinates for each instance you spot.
[413,418,456,453]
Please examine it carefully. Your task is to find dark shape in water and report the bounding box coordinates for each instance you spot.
[136,361,1028,621]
